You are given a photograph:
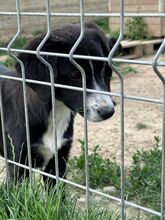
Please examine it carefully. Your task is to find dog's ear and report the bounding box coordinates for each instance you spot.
[15,35,64,83]
[109,37,122,55]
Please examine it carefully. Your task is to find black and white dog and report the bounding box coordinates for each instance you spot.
[0,23,118,186]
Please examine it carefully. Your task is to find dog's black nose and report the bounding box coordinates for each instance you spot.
[97,107,115,120]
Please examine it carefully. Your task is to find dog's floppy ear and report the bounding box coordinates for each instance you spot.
[15,34,64,83]
[109,37,122,55]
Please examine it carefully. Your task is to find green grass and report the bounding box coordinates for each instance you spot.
[0,180,120,220]
[12,37,28,49]
[0,37,28,70]
[0,58,15,71]
[0,37,27,56]
[0,42,7,56]
[0,137,162,219]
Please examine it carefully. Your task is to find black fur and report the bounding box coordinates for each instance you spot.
[0,22,119,186]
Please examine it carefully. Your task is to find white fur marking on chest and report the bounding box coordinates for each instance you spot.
[42,101,71,156]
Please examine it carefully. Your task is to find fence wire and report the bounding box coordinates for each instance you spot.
[0,0,165,219]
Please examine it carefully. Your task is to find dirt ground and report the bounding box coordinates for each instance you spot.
[0,54,164,180]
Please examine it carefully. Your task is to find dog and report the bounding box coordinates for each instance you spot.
[0,22,118,187]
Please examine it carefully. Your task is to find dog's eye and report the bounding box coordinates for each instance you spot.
[70,70,81,80]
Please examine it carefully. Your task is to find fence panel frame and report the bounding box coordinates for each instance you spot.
[0,0,165,219]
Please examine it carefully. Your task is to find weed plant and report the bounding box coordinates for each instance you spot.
[95,17,151,41]
[136,122,147,130]
[69,140,120,189]
[125,136,161,211]
[125,17,150,40]
[69,137,162,212]
[114,63,137,76]
[95,17,119,38]
[95,17,110,33]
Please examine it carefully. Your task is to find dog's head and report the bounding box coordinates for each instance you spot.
[16,23,120,122]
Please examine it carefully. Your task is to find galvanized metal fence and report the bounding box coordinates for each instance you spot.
[0,0,165,219]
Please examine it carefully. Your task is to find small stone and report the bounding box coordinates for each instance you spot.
[103,186,116,194]
[93,196,103,202]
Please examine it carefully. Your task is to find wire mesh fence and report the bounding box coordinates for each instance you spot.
[0,0,165,219]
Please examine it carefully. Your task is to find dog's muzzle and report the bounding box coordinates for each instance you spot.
[82,94,115,122]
